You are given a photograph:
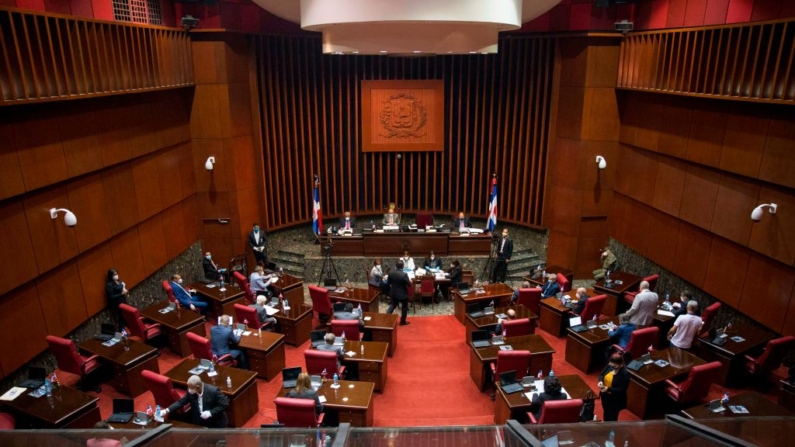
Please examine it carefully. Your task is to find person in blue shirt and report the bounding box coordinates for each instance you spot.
[169,274,209,313]
[210,315,248,370]
[540,274,560,298]
[605,313,636,361]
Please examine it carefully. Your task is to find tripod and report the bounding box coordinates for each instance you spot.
[480,234,500,282]
[318,242,340,287]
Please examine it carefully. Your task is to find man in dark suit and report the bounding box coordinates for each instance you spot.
[453,212,471,231]
[202,252,227,281]
[333,303,365,331]
[387,260,412,326]
[210,315,248,369]
[247,223,267,267]
[423,251,443,271]
[572,287,590,315]
[338,211,356,231]
[316,333,344,369]
[491,228,513,283]
[540,274,560,298]
[169,274,209,313]
[530,376,568,421]
[164,375,229,428]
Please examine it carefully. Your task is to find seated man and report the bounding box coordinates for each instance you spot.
[494,308,516,335]
[250,295,278,330]
[607,313,636,351]
[383,204,400,226]
[334,302,366,332]
[339,211,356,231]
[453,211,470,231]
[510,281,532,303]
[572,287,590,315]
[667,301,702,350]
[202,252,227,281]
[593,248,617,281]
[249,265,277,297]
[540,274,560,298]
[210,315,248,369]
[672,290,699,318]
[163,375,229,428]
[423,251,443,271]
[169,274,209,313]
[316,332,344,369]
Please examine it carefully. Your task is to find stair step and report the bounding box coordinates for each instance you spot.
[276,249,305,260]
[513,248,536,256]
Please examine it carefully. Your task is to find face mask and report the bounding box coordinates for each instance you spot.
[188,388,197,395]
[345,217,350,220]
[450,264,454,268]
[206,255,211,260]
[548,279,555,283]
[177,279,183,284]
[430,256,435,260]
[254,228,259,233]
[113,275,119,281]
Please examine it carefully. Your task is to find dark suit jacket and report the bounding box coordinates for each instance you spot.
[333,311,365,330]
[203,258,220,280]
[453,217,471,228]
[170,281,197,308]
[316,343,344,368]
[497,237,513,260]
[573,293,589,315]
[598,365,630,410]
[209,324,240,357]
[287,388,324,415]
[387,270,411,300]
[168,384,229,428]
[540,281,560,298]
[247,230,266,250]
[531,391,569,421]
[338,217,357,229]
[105,281,126,306]
[448,266,463,288]
[423,257,443,270]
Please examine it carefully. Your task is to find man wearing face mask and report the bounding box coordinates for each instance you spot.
[248,223,267,267]
[338,211,357,231]
[169,274,209,313]
[540,273,560,298]
[202,252,227,281]
[423,251,443,272]
[163,375,228,427]
[400,250,415,272]
[491,228,513,283]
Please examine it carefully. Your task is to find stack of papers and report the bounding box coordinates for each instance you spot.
[0,387,26,401]
[524,380,570,401]
[657,309,675,317]
[263,305,280,316]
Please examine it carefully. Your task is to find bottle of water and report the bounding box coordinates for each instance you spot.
[360,344,365,355]
[333,373,339,386]
[549,368,555,377]
[665,293,670,306]
[210,361,215,374]
[542,269,546,278]
[226,376,232,388]
[44,378,52,396]
[722,392,730,404]
[607,429,615,446]
[345,277,350,287]
[220,276,225,290]
[341,331,346,343]
[155,404,162,422]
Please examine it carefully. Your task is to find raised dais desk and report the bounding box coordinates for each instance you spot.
[453,283,514,325]
[330,287,380,313]
[140,300,206,357]
[77,338,160,397]
[469,334,555,392]
[278,379,375,427]
[321,231,493,257]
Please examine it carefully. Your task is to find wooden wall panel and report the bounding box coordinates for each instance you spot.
[76,244,115,316]
[652,156,688,216]
[97,108,133,167]
[138,214,168,276]
[759,116,795,189]
[678,164,720,230]
[0,119,26,200]
[131,154,164,221]
[782,286,795,337]
[685,108,727,167]
[68,173,112,252]
[710,174,758,244]
[13,109,69,191]
[0,200,38,296]
[23,185,79,273]
[0,286,48,376]
[739,253,795,332]
[110,228,145,288]
[58,108,104,177]
[656,100,692,159]
[161,202,187,260]
[703,236,750,308]
[719,112,769,177]
[37,261,87,336]
[644,208,681,271]
[748,186,795,265]
[673,223,712,288]
[182,194,200,252]
[102,165,139,235]
[156,148,182,209]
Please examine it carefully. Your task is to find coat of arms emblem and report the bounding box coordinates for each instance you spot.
[379,93,427,138]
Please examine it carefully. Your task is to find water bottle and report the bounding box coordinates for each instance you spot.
[210,361,215,374]
[220,276,225,290]
[258,327,262,337]
[333,373,339,386]
[324,435,332,447]
[345,277,350,287]
[360,344,365,355]
[623,441,629,447]
[665,293,670,304]
[542,269,546,278]
[549,368,555,377]
[44,378,52,396]
[607,429,615,446]
[226,376,232,388]
[279,267,284,277]
[155,405,162,421]
[341,331,346,343]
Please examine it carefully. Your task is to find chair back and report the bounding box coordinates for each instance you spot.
[516,288,542,315]
[494,350,531,377]
[626,327,659,359]
[309,285,332,317]
[0,412,15,430]
[753,336,795,374]
[274,397,319,428]
[701,302,721,330]
[580,294,607,322]
[234,303,262,329]
[677,361,721,403]
[141,370,184,408]
[233,271,254,303]
[503,318,533,337]
[304,350,339,376]
[162,280,177,303]
[45,335,85,376]
[462,270,474,286]
[420,277,435,295]
[119,303,147,339]
[416,213,434,228]
[537,399,584,424]
[330,319,360,340]
[186,332,214,361]
[556,273,570,293]
[644,274,660,291]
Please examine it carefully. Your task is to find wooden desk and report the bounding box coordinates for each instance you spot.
[1,385,100,428]
[448,232,494,256]
[682,390,794,419]
[593,271,642,317]
[139,301,206,357]
[363,312,398,356]
[464,305,537,343]
[165,358,259,427]
[524,265,574,288]
[321,231,493,257]
[77,338,159,397]
[278,380,375,427]
[493,374,593,424]
[273,287,313,346]
[453,283,514,324]
[539,297,571,337]
[110,418,201,429]
[343,341,389,392]
[697,323,775,387]
[237,330,286,381]
[191,282,246,318]
[330,287,380,313]
[779,380,795,413]
[469,335,555,392]
[565,316,617,374]
[266,271,303,295]
[627,347,707,419]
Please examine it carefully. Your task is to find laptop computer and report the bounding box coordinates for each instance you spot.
[540,434,559,447]
[641,353,653,364]
[586,319,598,329]
[95,323,117,341]
[483,306,494,315]
[491,334,505,345]
[471,330,491,348]
[707,399,726,413]
[323,278,337,290]
[19,366,47,388]
[107,398,135,423]
[709,327,727,346]
[499,370,524,394]
[282,366,302,388]
[458,282,471,295]
[132,411,150,426]
[310,330,327,348]
[333,336,345,346]
[310,375,322,388]
[627,359,644,371]
[569,316,588,333]
[466,303,483,319]
[332,302,347,313]
[521,376,536,388]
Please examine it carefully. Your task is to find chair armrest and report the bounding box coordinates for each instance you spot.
[527,412,537,424]
[743,354,756,363]
[217,354,235,366]
[317,412,325,426]
[664,379,680,389]
[81,354,101,375]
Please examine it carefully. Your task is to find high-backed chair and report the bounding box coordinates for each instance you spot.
[701,302,722,331]
[45,335,102,392]
[309,285,333,326]
[503,318,533,337]
[330,319,361,341]
[527,399,583,424]
[556,273,570,293]
[623,274,660,305]
[461,270,475,287]
[274,397,324,428]
[186,332,236,367]
[664,361,722,405]
[516,288,542,315]
[0,412,15,430]
[418,276,436,310]
[233,271,255,303]
[304,350,345,377]
[407,282,417,313]
[119,303,162,342]
[489,350,532,379]
[416,212,434,228]
[233,303,273,331]
[614,326,659,361]
[162,280,177,303]
[141,370,189,415]
[579,294,607,322]
[745,336,795,379]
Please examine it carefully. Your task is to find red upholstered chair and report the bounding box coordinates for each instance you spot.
[527,399,583,424]
[489,350,532,379]
[186,332,236,367]
[234,303,273,331]
[516,288,542,315]
[744,335,795,379]
[623,274,660,305]
[233,271,255,304]
[119,303,162,342]
[579,294,607,322]
[330,319,361,341]
[503,318,533,337]
[418,276,436,310]
[416,212,434,228]
[45,335,102,392]
[274,397,324,428]
[407,282,418,313]
[304,350,345,377]
[141,370,189,414]
[556,273,570,293]
[664,361,722,405]
[309,285,333,325]
[162,280,177,303]
[701,302,721,330]
[0,412,16,430]
[613,327,659,361]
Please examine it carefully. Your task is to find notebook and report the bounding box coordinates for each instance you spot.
[282,367,302,388]
[471,330,491,348]
[107,398,135,423]
[499,370,524,394]
[569,316,587,333]
[310,330,327,348]
[19,366,47,388]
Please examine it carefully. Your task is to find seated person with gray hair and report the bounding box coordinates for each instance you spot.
[334,303,365,331]
[163,375,229,428]
[250,295,278,330]
[510,281,532,304]
[667,300,703,350]
[316,332,344,369]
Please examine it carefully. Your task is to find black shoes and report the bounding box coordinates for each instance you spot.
[399,321,410,326]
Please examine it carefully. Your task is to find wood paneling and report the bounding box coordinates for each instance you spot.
[656,100,692,159]
[23,185,79,273]
[673,223,712,287]
[739,253,795,332]
[13,109,68,191]
[37,261,87,336]
[678,164,720,230]
[132,154,164,221]
[182,194,200,252]
[748,186,795,265]
[0,200,38,296]
[0,118,26,200]
[110,227,145,288]
[782,286,795,337]
[76,244,115,316]
[156,147,182,209]
[703,236,750,308]
[615,144,658,204]
[759,116,795,189]
[0,285,48,376]
[686,108,727,167]
[138,214,167,276]
[102,164,139,235]
[652,156,688,216]
[710,174,759,244]
[58,107,103,177]
[68,173,112,252]
[161,201,187,260]
[719,112,769,177]
[644,208,681,271]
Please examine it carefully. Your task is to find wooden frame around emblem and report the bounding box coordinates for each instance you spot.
[361,80,445,152]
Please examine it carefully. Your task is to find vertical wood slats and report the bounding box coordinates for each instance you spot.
[255,35,554,230]
[617,18,795,103]
[0,7,193,105]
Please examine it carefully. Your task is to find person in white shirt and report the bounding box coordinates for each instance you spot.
[400,250,415,271]
[624,280,658,327]
[667,301,703,349]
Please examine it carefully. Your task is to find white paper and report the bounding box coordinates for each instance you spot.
[263,305,280,316]
[345,351,356,357]
[207,371,218,377]
[363,316,372,321]
[0,387,26,401]
[318,395,327,403]
[242,331,252,336]
[657,309,675,317]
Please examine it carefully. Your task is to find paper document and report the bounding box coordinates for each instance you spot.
[0,387,26,401]
[657,309,675,317]
[264,305,280,316]
[318,395,327,403]
[363,316,372,321]
[345,351,356,357]
[207,371,218,377]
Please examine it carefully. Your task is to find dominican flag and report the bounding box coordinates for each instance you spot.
[487,177,498,232]
[312,176,323,235]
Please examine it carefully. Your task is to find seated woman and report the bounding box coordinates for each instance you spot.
[369,258,389,295]
[530,376,568,421]
[440,260,462,301]
[287,372,323,416]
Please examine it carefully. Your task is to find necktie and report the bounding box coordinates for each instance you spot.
[346,220,350,229]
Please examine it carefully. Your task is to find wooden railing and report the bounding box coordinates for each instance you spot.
[0,7,193,105]
[617,19,795,103]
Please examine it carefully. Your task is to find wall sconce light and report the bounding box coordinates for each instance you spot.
[205,156,216,171]
[595,155,607,170]
[50,208,77,227]
[751,203,777,222]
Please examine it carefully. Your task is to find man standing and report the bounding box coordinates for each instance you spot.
[624,281,658,327]
[210,315,248,369]
[593,248,617,280]
[248,223,267,267]
[491,228,513,283]
[453,212,471,231]
[668,301,703,349]
[387,260,412,326]
[338,211,356,231]
[164,375,229,428]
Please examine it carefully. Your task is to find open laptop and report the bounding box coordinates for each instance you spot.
[323,278,338,290]
[569,316,588,333]
[707,399,726,413]
[132,411,150,426]
[332,302,347,313]
[471,330,491,348]
[467,303,483,319]
[333,336,345,346]
[310,330,327,348]
[310,375,322,388]
[491,334,505,345]
[483,306,494,315]
[709,327,727,346]
[95,323,117,341]
[19,366,47,388]
[641,353,653,364]
[282,366,302,388]
[458,282,471,295]
[540,434,559,447]
[586,319,598,329]
[627,359,644,371]
[499,370,524,394]
[107,398,135,423]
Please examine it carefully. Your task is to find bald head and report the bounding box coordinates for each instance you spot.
[639,281,650,291]
[506,309,516,319]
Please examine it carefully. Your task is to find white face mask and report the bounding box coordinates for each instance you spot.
[450,264,454,268]
[177,278,183,284]
[113,275,119,281]
[430,255,435,260]
[188,387,197,395]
